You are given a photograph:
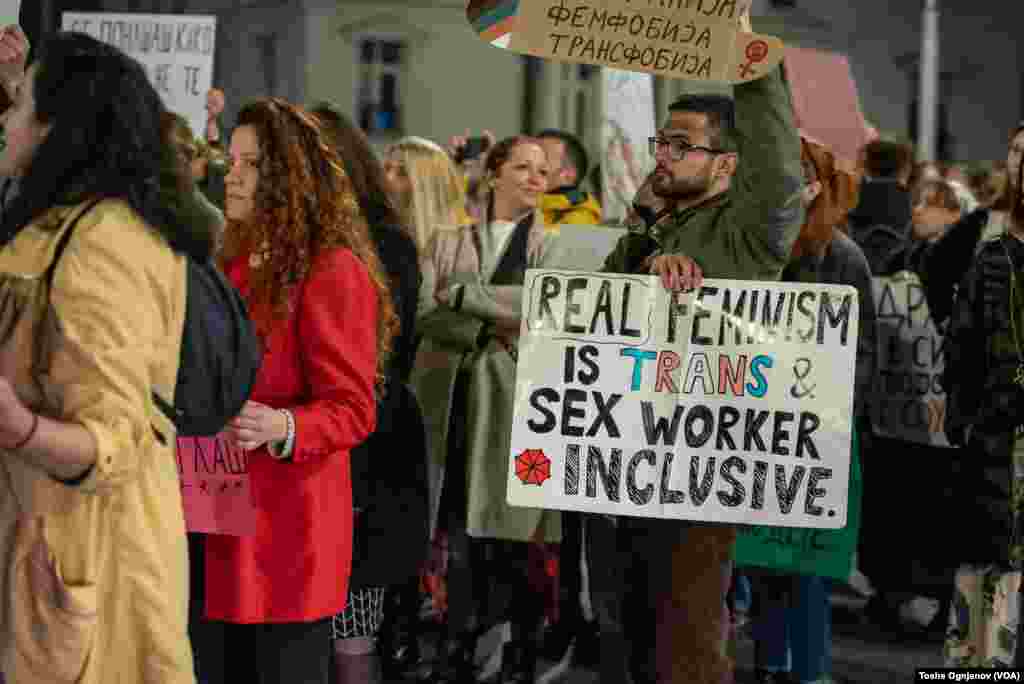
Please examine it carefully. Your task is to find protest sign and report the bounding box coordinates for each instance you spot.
[601,68,655,224]
[467,0,784,84]
[507,269,858,528]
[176,434,255,536]
[61,12,216,139]
[870,271,951,447]
[784,46,871,168]
[734,427,861,580]
[1,0,19,27]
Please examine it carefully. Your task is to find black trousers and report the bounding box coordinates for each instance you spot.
[585,514,654,684]
[445,526,547,642]
[201,618,333,684]
[188,533,216,684]
[557,511,584,630]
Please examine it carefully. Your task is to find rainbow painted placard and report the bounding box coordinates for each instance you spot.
[468,0,521,43]
[465,0,784,84]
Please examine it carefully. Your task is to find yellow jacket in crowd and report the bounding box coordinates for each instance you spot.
[540,189,602,227]
[0,199,194,684]
[456,172,603,229]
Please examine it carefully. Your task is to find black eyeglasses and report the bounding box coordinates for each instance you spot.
[649,136,723,161]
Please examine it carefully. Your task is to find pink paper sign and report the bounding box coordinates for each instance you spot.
[176,434,256,536]
[784,46,872,168]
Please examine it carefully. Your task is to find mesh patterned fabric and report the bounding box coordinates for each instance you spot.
[332,587,387,640]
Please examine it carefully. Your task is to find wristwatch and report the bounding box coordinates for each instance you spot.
[632,203,659,229]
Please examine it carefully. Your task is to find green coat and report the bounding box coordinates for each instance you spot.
[411,216,565,543]
[601,67,803,550]
[603,65,804,281]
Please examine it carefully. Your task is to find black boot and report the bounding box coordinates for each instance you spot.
[754,670,798,684]
[380,611,423,679]
[423,631,478,684]
[498,640,537,684]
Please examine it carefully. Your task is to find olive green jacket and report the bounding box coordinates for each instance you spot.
[603,65,804,281]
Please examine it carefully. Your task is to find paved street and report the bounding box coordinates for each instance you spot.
[809,594,944,684]
[532,592,944,684]
[397,583,947,683]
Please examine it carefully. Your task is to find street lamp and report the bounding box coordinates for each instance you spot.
[917,0,940,162]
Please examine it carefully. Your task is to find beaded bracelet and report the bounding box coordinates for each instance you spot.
[268,409,295,461]
[281,409,295,457]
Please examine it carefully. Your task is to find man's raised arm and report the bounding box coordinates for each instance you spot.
[722,64,805,273]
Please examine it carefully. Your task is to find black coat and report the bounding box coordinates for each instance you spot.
[846,178,914,275]
[942,232,1024,568]
[349,223,430,590]
[856,210,989,592]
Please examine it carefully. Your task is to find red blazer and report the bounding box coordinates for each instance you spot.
[204,247,378,623]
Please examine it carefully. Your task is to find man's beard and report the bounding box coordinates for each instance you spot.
[651,162,714,202]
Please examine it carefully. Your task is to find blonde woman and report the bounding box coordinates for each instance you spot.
[383,136,465,317]
[409,136,565,683]
[384,137,463,249]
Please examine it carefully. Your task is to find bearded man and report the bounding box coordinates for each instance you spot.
[591,56,805,684]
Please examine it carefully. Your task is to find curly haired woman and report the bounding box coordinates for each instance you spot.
[199,98,397,684]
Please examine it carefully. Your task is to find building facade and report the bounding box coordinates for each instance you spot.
[37,0,1024,165]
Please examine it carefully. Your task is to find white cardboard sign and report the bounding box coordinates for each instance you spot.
[507,270,858,529]
[62,12,216,140]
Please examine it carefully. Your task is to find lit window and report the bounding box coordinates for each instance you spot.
[356,37,405,136]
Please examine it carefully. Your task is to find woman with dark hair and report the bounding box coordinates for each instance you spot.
[309,103,429,684]
[979,123,1024,242]
[941,123,1024,669]
[200,97,397,684]
[0,30,219,683]
[157,108,228,684]
[161,110,225,252]
[852,145,999,641]
[411,135,564,683]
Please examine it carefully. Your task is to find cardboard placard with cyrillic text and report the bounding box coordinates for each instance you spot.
[61,12,216,140]
[507,270,857,528]
[467,0,784,84]
[870,271,951,447]
[177,434,255,536]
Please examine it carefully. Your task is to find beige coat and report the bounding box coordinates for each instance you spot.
[0,199,192,683]
[412,216,564,543]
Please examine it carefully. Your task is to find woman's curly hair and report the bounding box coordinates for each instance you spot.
[220,97,397,386]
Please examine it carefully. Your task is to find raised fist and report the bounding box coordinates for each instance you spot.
[0,26,29,96]
[206,87,225,120]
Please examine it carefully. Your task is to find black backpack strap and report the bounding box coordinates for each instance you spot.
[44,198,105,290]
[490,213,533,286]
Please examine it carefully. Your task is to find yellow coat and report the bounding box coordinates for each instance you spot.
[540,190,602,228]
[0,199,192,683]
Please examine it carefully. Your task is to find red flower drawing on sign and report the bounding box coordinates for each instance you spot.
[515,449,551,486]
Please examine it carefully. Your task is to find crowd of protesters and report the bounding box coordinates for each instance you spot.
[0,12,1021,684]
